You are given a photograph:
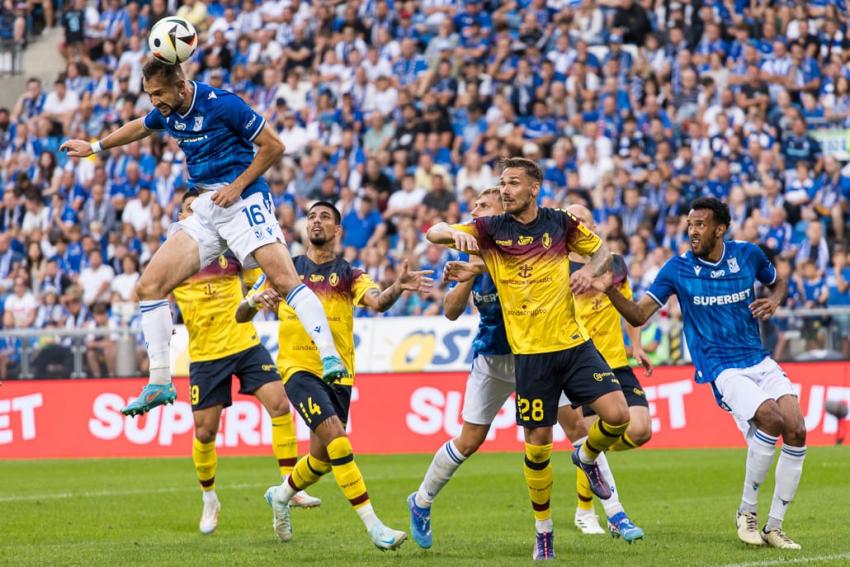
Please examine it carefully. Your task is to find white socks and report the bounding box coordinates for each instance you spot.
[415,440,467,508]
[202,490,218,504]
[536,518,554,533]
[596,451,624,518]
[277,478,296,504]
[356,502,380,531]
[740,429,778,515]
[140,300,173,385]
[766,445,806,531]
[285,284,339,360]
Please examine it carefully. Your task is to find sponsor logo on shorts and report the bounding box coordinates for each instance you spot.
[593,371,615,382]
[262,364,276,372]
[633,387,645,398]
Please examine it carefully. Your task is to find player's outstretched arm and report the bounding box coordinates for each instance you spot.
[60,118,151,158]
[443,258,485,321]
[750,273,788,320]
[426,222,479,253]
[235,288,282,322]
[361,259,434,313]
[212,125,285,207]
[605,283,660,328]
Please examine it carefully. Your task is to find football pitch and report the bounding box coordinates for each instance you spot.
[1,448,848,566]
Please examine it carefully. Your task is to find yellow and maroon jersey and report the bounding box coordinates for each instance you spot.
[173,255,262,363]
[570,259,633,369]
[452,208,602,355]
[277,256,379,386]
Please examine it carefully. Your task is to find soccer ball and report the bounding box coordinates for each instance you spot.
[148,17,198,65]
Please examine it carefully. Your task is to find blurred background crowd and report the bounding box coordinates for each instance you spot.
[1,0,850,378]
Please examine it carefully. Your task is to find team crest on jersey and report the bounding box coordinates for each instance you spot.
[309,274,325,283]
[542,232,551,249]
[217,256,227,269]
[193,116,204,131]
[174,121,187,130]
[329,273,339,287]
[518,235,533,246]
[727,257,740,273]
[694,266,702,276]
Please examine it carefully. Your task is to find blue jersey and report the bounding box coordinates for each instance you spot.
[143,82,268,197]
[646,241,776,383]
[470,273,511,359]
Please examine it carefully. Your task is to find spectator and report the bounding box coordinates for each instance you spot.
[4,276,36,328]
[85,302,117,377]
[341,195,384,249]
[79,249,114,306]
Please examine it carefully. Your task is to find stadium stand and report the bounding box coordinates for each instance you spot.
[1,0,850,378]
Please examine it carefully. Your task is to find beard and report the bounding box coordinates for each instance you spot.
[309,234,329,246]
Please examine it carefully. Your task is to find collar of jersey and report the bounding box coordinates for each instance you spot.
[177,81,198,119]
[693,242,726,267]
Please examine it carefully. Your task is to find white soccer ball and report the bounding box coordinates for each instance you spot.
[148,17,198,65]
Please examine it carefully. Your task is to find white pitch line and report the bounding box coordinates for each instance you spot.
[0,482,267,503]
[721,552,850,567]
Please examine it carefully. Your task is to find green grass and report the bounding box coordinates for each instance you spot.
[1,448,848,566]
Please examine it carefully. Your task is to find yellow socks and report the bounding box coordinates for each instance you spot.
[580,419,630,462]
[523,443,553,522]
[192,437,217,492]
[610,431,639,451]
[327,436,371,509]
[271,412,298,477]
[576,467,594,510]
[287,454,331,492]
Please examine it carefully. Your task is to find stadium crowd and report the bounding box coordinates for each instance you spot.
[1,0,850,378]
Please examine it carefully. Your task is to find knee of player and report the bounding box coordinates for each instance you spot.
[268,272,302,298]
[135,277,166,301]
[266,398,291,417]
[194,425,217,444]
[629,424,652,447]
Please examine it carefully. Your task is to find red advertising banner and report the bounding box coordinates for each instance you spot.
[1,362,849,459]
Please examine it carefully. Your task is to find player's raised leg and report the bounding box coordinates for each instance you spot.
[123,230,202,416]
[252,242,347,382]
[193,405,223,535]
[252,380,321,509]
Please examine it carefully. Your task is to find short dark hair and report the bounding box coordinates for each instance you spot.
[309,201,341,224]
[142,58,185,84]
[499,157,543,185]
[690,197,731,228]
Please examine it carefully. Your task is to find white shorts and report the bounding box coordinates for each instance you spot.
[712,357,796,439]
[172,190,285,269]
[462,354,516,425]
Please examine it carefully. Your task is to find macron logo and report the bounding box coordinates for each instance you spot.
[694,266,702,276]
[208,92,217,100]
